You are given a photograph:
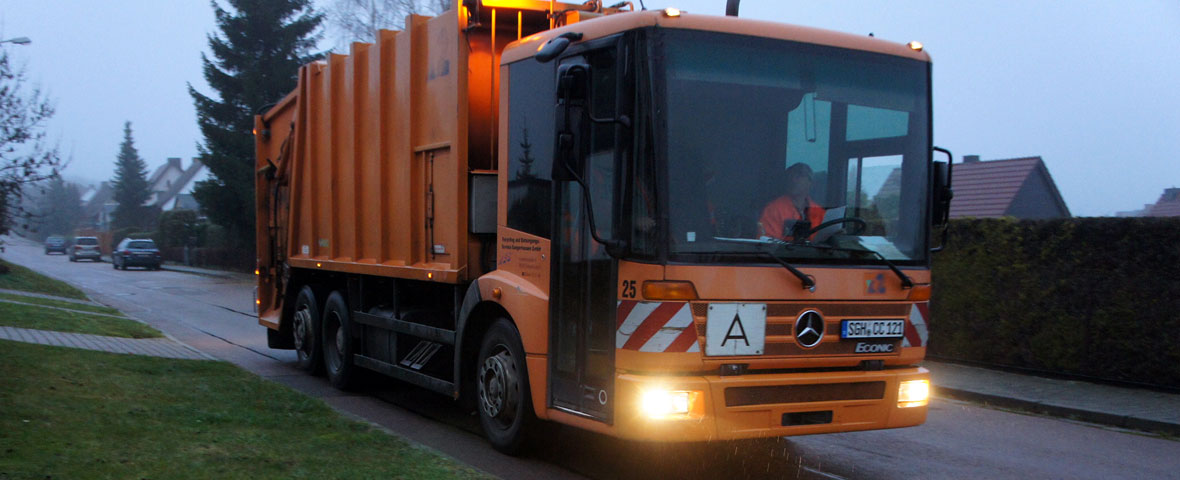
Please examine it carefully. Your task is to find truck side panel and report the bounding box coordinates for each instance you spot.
[261,10,470,288]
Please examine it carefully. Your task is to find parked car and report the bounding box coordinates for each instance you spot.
[69,236,103,262]
[112,238,161,270]
[44,235,67,254]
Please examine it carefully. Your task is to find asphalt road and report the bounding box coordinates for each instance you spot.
[4,236,1178,480]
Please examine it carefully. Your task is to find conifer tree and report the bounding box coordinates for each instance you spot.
[189,0,322,249]
[110,121,152,230]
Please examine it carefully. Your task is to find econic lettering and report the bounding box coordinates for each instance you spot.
[855,342,895,353]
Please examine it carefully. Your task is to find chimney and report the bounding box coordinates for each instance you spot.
[963,155,981,163]
[168,157,182,169]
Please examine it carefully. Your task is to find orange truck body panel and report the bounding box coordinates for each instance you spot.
[257,10,473,290]
[257,2,932,443]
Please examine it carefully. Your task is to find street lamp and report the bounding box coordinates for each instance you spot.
[0,37,31,45]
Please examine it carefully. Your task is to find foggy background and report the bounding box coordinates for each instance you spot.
[0,0,1176,216]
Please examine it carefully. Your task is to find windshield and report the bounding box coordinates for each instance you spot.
[657,30,930,265]
[128,241,156,249]
[76,238,98,246]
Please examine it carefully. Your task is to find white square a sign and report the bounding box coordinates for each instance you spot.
[705,303,767,356]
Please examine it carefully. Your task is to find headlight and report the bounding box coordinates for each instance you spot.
[640,389,702,419]
[898,379,930,408]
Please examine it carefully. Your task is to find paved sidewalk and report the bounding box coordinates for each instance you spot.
[0,326,212,360]
[926,360,1180,436]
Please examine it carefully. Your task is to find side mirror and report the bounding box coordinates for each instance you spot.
[552,63,590,182]
[931,146,954,252]
[931,161,951,227]
[556,63,589,103]
[551,132,579,181]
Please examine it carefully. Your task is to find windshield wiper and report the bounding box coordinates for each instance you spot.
[705,237,912,290]
[700,245,816,291]
[813,244,915,289]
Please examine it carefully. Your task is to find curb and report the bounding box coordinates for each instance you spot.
[158,264,237,279]
[935,386,1180,437]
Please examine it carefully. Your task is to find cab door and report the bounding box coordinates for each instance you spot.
[548,38,630,422]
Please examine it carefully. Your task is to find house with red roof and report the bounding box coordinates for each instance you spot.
[948,156,1070,219]
[1142,188,1180,217]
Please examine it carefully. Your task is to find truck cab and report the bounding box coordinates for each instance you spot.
[483,7,935,442]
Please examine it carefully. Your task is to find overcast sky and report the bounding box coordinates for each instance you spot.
[1,0,1177,216]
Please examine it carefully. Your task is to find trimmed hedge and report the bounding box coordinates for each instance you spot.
[930,217,1180,388]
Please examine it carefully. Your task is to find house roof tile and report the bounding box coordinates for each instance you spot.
[949,156,1069,218]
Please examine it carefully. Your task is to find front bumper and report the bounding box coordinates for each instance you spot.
[610,367,929,442]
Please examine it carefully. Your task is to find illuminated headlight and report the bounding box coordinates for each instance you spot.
[640,389,701,419]
[898,380,930,408]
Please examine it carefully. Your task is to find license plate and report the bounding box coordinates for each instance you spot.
[841,320,905,339]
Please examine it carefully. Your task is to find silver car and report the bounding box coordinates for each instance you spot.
[69,236,103,262]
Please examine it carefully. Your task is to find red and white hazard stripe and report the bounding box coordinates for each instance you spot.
[616,301,700,353]
[903,302,930,348]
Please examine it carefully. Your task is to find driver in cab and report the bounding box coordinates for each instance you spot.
[758,163,825,241]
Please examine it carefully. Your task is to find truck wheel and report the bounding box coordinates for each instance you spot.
[322,291,357,390]
[292,286,324,374]
[477,318,535,455]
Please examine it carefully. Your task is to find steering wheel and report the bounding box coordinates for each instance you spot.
[805,217,867,237]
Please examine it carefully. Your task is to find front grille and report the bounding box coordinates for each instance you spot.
[690,302,908,356]
[725,381,886,407]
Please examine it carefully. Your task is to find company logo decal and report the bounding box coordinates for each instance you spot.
[865,272,887,294]
[794,310,825,348]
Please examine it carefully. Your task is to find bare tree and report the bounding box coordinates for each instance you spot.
[326,0,451,49]
[0,45,63,236]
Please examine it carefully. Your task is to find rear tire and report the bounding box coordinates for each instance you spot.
[476,318,535,455]
[291,286,324,374]
[322,291,357,390]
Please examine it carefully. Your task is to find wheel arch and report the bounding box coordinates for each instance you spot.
[456,272,549,416]
[270,266,337,348]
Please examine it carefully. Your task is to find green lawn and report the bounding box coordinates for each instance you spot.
[0,340,491,479]
[0,302,160,339]
[0,292,124,316]
[0,259,88,300]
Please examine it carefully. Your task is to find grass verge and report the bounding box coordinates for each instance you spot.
[0,340,491,479]
[0,259,88,300]
[0,302,160,339]
[0,292,124,317]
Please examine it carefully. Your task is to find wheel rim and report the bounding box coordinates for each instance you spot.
[325,311,343,372]
[479,346,519,429]
[292,306,310,353]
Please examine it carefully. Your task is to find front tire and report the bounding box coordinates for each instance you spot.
[477,318,535,455]
[322,291,357,390]
[291,286,324,374]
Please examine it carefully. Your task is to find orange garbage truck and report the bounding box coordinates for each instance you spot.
[255,0,952,453]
